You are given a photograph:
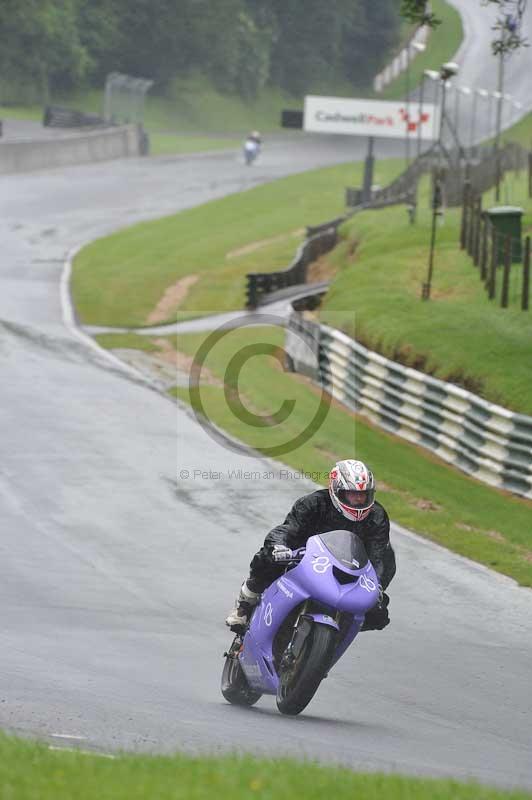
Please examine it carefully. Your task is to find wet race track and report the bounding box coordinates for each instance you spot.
[1,2,532,787]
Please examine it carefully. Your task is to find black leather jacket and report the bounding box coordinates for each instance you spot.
[264,489,391,585]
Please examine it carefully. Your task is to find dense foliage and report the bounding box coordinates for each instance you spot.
[0,0,400,102]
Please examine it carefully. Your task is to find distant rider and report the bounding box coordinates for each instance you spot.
[226,459,396,632]
[243,130,261,164]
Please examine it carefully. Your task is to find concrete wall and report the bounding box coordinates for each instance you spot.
[0,125,142,174]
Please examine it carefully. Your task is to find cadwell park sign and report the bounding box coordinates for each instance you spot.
[304,95,439,141]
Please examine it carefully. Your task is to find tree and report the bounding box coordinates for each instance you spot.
[342,0,400,89]
[399,0,440,27]
[269,0,348,95]
[482,0,529,54]
[0,0,88,102]
[76,0,122,83]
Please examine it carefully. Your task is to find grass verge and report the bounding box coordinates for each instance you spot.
[319,168,532,414]
[77,153,532,414]
[71,159,404,328]
[96,327,532,587]
[1,733,530,799]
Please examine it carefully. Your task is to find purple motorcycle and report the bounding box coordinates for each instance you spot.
[221,529,380,716]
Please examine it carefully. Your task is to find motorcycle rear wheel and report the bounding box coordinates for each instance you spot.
[276,623,336,716]
[221,646,262,707]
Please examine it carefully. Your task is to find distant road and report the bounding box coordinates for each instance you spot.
[415,0,532,144]
[448,0,532,111]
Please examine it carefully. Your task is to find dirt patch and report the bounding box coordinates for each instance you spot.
[153,338,222,386]
[307,236,357,283]
[456,523,506,542]
[145,275,199,325]
[307,255,338,283]
[226,229,305,259]
[414,498,443,512]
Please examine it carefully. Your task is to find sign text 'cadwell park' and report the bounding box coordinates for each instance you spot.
[304,95,439,140]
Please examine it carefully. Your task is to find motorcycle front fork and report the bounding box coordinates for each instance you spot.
[223,635,244,660]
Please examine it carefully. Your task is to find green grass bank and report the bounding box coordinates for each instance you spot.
[75,150,532,414]
[319,167,532,415]
[0,734,530,800]
[71,159,403,327]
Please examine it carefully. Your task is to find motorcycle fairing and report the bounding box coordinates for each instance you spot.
[240,575,305,693]
[239,533,380,694]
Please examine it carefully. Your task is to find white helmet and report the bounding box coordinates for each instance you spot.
[329,459,376,522]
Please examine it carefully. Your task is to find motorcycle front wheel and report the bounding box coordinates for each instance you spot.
[221,642,262,707]
[276,623,337,716]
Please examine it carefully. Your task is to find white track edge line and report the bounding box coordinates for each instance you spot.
[60,243,160,388]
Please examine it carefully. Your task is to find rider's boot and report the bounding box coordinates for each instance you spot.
[225,581,261,629]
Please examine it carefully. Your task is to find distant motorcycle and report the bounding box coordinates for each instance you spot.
[221,529,380,716]
[243,138,260,165]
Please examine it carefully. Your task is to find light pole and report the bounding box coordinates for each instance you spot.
[488,91,496,139]
[503,93,513,128]
[453,86,470,149]
[470,88,488,152]
[405,40,426,166]
[512,99,523,125]
[494,85,504,200]
[494,13,517,202]
[422,61,459,301]
[418,69,439,159]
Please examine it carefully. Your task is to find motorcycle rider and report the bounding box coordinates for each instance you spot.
[243,130,261,164]
[226,459,395,632]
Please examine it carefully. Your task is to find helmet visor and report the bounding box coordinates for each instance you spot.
[337,488,375,510]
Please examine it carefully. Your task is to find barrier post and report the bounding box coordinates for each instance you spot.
[246,274,258,309]
[473,197,482,266]
[501,235,511,308]
[480,216,488,281]
[466,194,475,256]
[522,236,530,311]
[460,180,470,250]
[488,229,498,299]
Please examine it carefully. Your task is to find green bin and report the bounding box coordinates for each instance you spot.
[486,206,523,264]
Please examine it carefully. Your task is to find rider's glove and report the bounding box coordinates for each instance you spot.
[271,544,293,563]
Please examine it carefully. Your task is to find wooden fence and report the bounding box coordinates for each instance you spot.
[460,184,531,311]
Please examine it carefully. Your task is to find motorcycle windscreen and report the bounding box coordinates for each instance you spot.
[318,529,369,571]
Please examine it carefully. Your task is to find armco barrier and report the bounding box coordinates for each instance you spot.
[285,314,532,499]
[0,124,144,174]
[245,150,436,309]
[246,221,341,309]
[43,105,106,128]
